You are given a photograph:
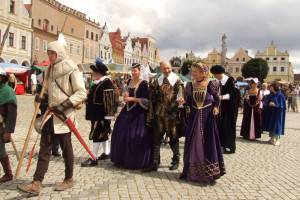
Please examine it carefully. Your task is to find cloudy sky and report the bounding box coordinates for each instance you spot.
[58,0,300,73]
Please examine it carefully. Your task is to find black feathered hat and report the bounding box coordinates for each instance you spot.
[90,61,108,75]
[210,65,225,74]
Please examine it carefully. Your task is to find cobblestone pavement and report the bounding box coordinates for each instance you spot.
[0,94,299,200]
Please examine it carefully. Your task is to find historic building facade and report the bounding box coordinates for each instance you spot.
[202,48,223,72]
[123,33,133,67]
[0,0,32,66]
[170,56,181,73]
[141,43,148,66]
[84,18,100,64]
[147,35,156,68]
[227,48,252,80]
[109,28,124,64]
[132,39,141,64]
[154,48,160,67]
[99,23,112,61]
[30,0,85,65]
[255,43,294,83]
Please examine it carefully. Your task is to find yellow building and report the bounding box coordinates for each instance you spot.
[255,43,294,83]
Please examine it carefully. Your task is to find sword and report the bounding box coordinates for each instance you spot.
[49,108,96,161]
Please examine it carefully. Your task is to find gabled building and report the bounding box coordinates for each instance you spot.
[132,40,141,64]
[109,28,124,64]
[154,48,160,67]
[227,48,252,80]
[123,33,133,67]
[84,18,100,64]
[256,43,294,83]
[170,56,181,73]
[132,36,157,69]
[202,48,224,72]
[0,0,32,66]
[99,22,112,60]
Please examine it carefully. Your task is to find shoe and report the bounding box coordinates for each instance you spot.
[18,181,42,195]
[98,153,110,160]
[169,156,179,170]
[81,158,98,167]
[274,140,280,146]
[268,138,275,144]
[52,152,61,157]
[142,162,158,172]
[0,156,13,182]
[54,178,74,191]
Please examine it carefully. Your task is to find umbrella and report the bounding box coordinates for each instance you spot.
[152,73,190,82]
[0,63,31,74]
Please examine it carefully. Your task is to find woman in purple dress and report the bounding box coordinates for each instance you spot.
[179,63,225,184]
[240,78,262,140]
[110,63,153,168]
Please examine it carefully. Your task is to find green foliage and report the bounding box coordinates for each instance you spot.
[242,58,269,82]
[181,59,202,76]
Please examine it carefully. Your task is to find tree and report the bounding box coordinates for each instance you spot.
[181,59,202,76]
[242,58,269,82]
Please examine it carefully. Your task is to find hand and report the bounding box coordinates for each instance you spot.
[219,96,223,100]
[269,102,275,107]
[3,133,11,143]
[52,104,65,115]
[213,107,219,116]
[124,97,131,103]
[34,94,46,103]
[177,97,185,105]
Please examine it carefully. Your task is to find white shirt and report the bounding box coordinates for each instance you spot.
[93,75,110,84]
[31,74,37,84]
[158,72,179,86]
[218,74,230,100]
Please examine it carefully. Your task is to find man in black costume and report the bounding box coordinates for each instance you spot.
[81,61,114,167]
[210,65,238,153]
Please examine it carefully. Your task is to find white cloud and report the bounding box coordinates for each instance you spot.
[57,0,300,70]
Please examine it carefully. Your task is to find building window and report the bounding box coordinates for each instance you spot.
[43,19,49,31]
[100,51,103,58]
[86,30,89,39]
[91,32,94,40]
[242,58,245,62]
[77,46,80,55]
[21,36,26,49]
[96,34,98,42]
[70,44,73,54]
[43,40,47,52]
[273,67,277,72]
[236,67,239,72]
[35,38,40,50]
[105,52,107,59]
[236,58,239,62]
[51,25,54,31]
[266,57,269,60]
[213,59,215,62]
[9,0,15,14]
[90,49,93,58]
[274,57,277,61]
[281,67,284,72]
[9,32,14,47]
[38,19,41,26]
[71,28,74,33]
[281,57,285,61]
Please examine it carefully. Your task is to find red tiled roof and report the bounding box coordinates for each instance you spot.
[132,38,148,47]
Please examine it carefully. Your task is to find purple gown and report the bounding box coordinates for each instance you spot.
[180,82,226,183]
[110,80,153,168]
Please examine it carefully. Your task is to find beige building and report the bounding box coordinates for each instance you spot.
[147,35,156,68]
[256,43,294,83]
[0,0,32,66]
[132,40,141,64]
[202,48,223,73]
[154,48,160,67]
[30,0,86,65]
[84,18,100,64]
[227,48,252,80]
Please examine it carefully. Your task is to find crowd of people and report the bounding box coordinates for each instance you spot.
[0,40,294,195]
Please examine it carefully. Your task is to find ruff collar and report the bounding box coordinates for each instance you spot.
[158,72,179,86]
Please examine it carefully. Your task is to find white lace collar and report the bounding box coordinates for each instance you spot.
[93,76,109,84]
[158,72,179,86]
[219,74,229,85]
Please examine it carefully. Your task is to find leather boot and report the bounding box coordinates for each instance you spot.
[54,178,74,191]
[18,181,42,195]
[0,156,13,182]
[143,145,160,172]
[169,142,180,170]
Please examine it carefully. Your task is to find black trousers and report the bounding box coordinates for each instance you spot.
[33,117,74,182]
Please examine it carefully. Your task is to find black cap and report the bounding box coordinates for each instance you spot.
[210,65,225,74]
[90,61,108,75]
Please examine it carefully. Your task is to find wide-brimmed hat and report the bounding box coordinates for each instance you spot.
[90,61,108,75]
[210,65,225,74]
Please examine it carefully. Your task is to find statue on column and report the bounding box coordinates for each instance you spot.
[221,34,228,72]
